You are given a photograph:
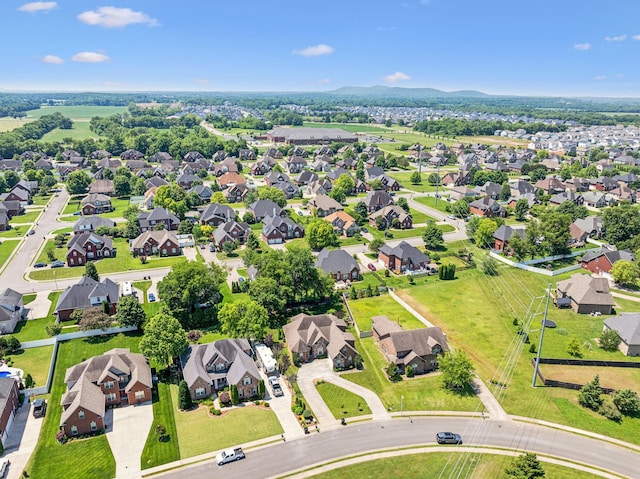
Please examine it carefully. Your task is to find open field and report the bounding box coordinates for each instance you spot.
[170,384,283,459]
[347,295,426,332]
[25,105,129,120]
[26,333,143,478]
[302,122,390,133]
[0,117,30,132]
[539,364,640,393]
[315,381,372,419]
[42,121,103,142]
[310,452,602,479]
[458,135,529,147]
[6,345,53,387]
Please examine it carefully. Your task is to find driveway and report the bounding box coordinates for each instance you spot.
[4,399,44,479]
[259,371,305,440]
[105,402,154,479]
[297,359,390,429]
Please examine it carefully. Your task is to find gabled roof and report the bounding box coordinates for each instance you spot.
[249,199,282,218]
[309,194,343,212]
[378,241,429,265]
[131,230,179,250]
[492,225,525,242]
[181,339,253,389]
[56,277,119,313]
[67,232,113,252]
[315,248,360,275]
[580,247,634,264]
[556,274,614,306]
[604,313,640,346]
[200,203,235,223]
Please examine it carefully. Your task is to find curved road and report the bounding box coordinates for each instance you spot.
[156,417,639,479]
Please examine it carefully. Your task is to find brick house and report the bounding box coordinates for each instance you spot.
[555,274,614,314]
[325,211,359,237]
[249,199,284,222]
[138,207,180,232]
[369,205,412,229]
[130,230,181,257]
[60,348,152,437]
[315,248,360,281]
[372,315,449,375]
[213,221,251,249]
[72,216,116,235]
[66,232,113,267]
[55,276,119,321]
[492,225,525,252]
[307,194,344,217]
[261,215,304,244]
[88,179,115,196]
[378,241,430,274]
[0,379,20,446]
[580,248,634,275]
[0,288,25,334]
[200,203,235,227]
[81,193,113,215]
[364,190,394,213]
[181,339,261,400]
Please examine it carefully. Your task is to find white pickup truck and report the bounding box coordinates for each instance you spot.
[216,447,245,465]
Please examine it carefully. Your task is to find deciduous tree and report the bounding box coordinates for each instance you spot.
[504,452,545,479]
[66,170,91,195]
[439,350,474,390]
[611,260,638,286]
[218,299,269,340]
[422,222,444,250]
[115,294,146,329]
[139,309,188,366]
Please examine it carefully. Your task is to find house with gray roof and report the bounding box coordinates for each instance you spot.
[492,225,525,252]
[603,313,640,356]
[66,232,113,267]
[249,199,284,221]
[372,315,449,375]
[555,274,614,314]
[188,184,213,204]
[200,203,235,226]
[378,241,430,274]
[81,193,113,215]
[315,248,360,282]
[283,314,359,369]
[130,230,181,257]
[138,207,180,232]
[213,221,251,249]
[181,339,261,400]
[0,378,20,446]
[262,215,304,244]
[580,247,634,275]
[364,190,394,213]
[60,348,152,437]
[307,194,344,217]
[55,276,119,321]
[0,288,24,334]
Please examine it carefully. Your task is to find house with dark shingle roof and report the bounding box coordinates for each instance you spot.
[369,205,412,230]
[73,216,116,235]
[88,179,115,196]
[364,190,394,213]
[138,207,180,232]
[0,288,24,334]
[60,348,152,437]
[81,193,113,215]
[492,225,525,252]
[55,276,119,320]
[307,194,344,217]
[469,197,506,218]
[188,184,213,204]
[181,339,260,400]
[378,241,430,274]
[200,203,235,226]
[555,274,614,314]
[66,232,113,267]
[262,215,304,244]
[130,230,181,257]
[249,199,284,222]
[372,315,449,375]
[603,313,640,356]
[213,221,251,249]
[315,248,360,281]
[580,248,634,275]
[283,314,359,369]
[0,378,20,446]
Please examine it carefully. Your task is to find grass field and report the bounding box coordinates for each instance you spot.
[25,105,128,120]
[170,384,283,459]
[42,122,103,142]
[26,332,143,478]
[309,452,601,479]
[32,195,53,206]
[0,240,19,266]
[347,295,430,332]
[315,381,372,419]
[0,117,30,132]
[62,197,131,218]
[413,196,450,213]
[5,345,53,387]
[409,208,435,224]
[12,317,52,342]
[388,172,441,193]
[9,210,41,225]
[140,381,180,469]
[539,364,640,393]
[302,122,390,133]
[0,225,29,238]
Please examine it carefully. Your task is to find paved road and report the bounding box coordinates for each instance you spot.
[155,417,640,479]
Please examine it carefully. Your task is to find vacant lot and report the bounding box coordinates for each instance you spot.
[315,381,372,419]
[347,295,425,332]
[539,364,640,393]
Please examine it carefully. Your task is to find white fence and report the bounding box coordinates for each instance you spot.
[490,251,582,277]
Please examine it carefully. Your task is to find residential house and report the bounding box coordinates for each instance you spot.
[62,149,81,161]
[60,348,152,437]
[274,181,299,199]
[593,176,618,191]
[286,156,307,173]
[200,203,235,227]
[149,151,173,163]
[177,173,199,189]
[120,149,145,161]
[88,179,115,196]
[55,276,119,320]
[582,191,615,208]
[565,177,590,192]
[283,314,359,369]
[96,157,121,170]
[218,172,246,189]
[66,232,113,267]
[307,194,344,217]
[469,197,507,218]
[0,200,24,219]
[213,158,239,177]
[262,215,304,244]
[34,157,53,170]
[81,193,113,215]
[0,211,8,232]
[555,274,614,314]
[0,160,22,172]
[264,171,290,186]
[573,216,604,239]
[580,248,634,275]
[213,221,251,249]
[138,207,180,232]
[223,184,249,203]
[509,179,535,198]
[378,241,430,274]
[130,230,181,257]
[249,199,284,222]
[145,176,168,189]
[295,170,318,186]
[305,179,332,196]
[238,149,256,161]
[315,248,360,281]
[249,160,272,176]
[364,190,394,213]
[0,378,20,446]
[549,190,584,207]
[188,185,213,204]
[609,185,636,203]
[72,216,115,235]
[603,314,640,356]
[369,205,412,229]
[325,211,359,237]
[534,177,565,195]
[181,339,261,400]
[0,288,24,334]
[2,186,30,205]
[372,315,449,375]
[492,225,525,252]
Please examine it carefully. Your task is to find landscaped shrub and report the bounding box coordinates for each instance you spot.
[386,362,402,382]
[613,389,640,415]
[230,384,239,405]
[406,365,415,378]
[579,375,603,411]
[209,407,222,416]
[303,409,313,420]
[186,330,202,343]
[599,329,621,352]
[438,263,456,280]
[599,402,622,421]
[219,391,231,405]
[46,323,62,336]
[257,379,265,399]
[178,380,193,410]
[154,424,167,442]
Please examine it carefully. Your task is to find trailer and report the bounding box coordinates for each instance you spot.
[255,343,277,374]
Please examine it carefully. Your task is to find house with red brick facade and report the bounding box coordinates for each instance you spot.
[60,348,152,437]
[580,248,634,275]
[138,207,180,232]
[0,378,20,447]
[378,241,430,274]
[369,205,412,230]
[130,230,181,257]
[55,276,119,321]
[66,232,113,267]
[81,193,113,215]
[492,225,525,252]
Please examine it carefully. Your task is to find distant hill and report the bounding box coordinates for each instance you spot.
[328,85,490,98]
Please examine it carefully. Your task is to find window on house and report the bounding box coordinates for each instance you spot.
[195,388,206,397]
[106,393,116,402]
[71,425,78,436]
[135,390,146,400]
[90,421,97,431]
[104,381,114,389]
[78,411,85,419]
[243,377,251,386]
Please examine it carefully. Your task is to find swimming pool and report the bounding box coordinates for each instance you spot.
[0,372,11,378]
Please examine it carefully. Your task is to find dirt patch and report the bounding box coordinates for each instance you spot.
[539,364,640,392]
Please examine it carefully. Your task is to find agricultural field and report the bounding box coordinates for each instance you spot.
[302,122,391,133]
[25,105,128,120]
[42,121,102,142]
[0,117,30,132]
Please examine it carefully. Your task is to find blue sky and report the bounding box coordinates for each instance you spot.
[2,0,640,97]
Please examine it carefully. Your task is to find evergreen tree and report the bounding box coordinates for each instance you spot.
[178,380,193,410]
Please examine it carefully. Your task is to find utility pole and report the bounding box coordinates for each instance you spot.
[418,144,423,175]
[532,283,552,387]
[435,162,440,206]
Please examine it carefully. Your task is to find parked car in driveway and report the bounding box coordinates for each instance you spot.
[268,376,284,397]
[32,399,47,418]
[51,260,65,268]
[0,459,8,478]
[367,263,377,271]
[34,262,47,268]
[436,432,462,444]
[148,293,156,302]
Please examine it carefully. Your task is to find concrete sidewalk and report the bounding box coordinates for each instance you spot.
[471,376,510,421]
[388,289,435,328]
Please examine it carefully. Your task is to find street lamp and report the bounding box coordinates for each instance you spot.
[400,395,404,416]
[532,283,553,387]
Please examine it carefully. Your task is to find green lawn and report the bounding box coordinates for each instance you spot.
[62,197,131,218]
[309,452,601,479]
[315,381,372,419]
[26,332,143,478]
[42,122,103,142]
[9,210,41,224]
[30,238,186,280]
[22,293,37,305]
[347,295,427,332]
[26,105,128,120]
[394,265,640,443]
[47,291,62,319]
[12,317,53,342]
[32,195,53,206]
[337,235,369,247]
[345,335,482,412]
[170,384,283,459]
[0,117,30,132]
[0,240,19,265]
[409,208,436,224]
[0,225,29,238]
[5,345,53,387]
[388,172,440,193]
[413,196,450,213]
[369,224,454,242]
[140,380,180,469]
[36,238,63,264]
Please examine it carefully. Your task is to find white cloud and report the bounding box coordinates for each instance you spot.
[18,2,56,13]
[573,43,591,51]
[632,34,640,41]
[382,71,411,83]
[78,7,159,28]
[72,52,110,63]
[194,79,210,85]
[593,75,607,81]
[317,78,331,84]
[292,44,334,57]
[42,55,63,64]
[615,73,625,79]
[605,35,627,42]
